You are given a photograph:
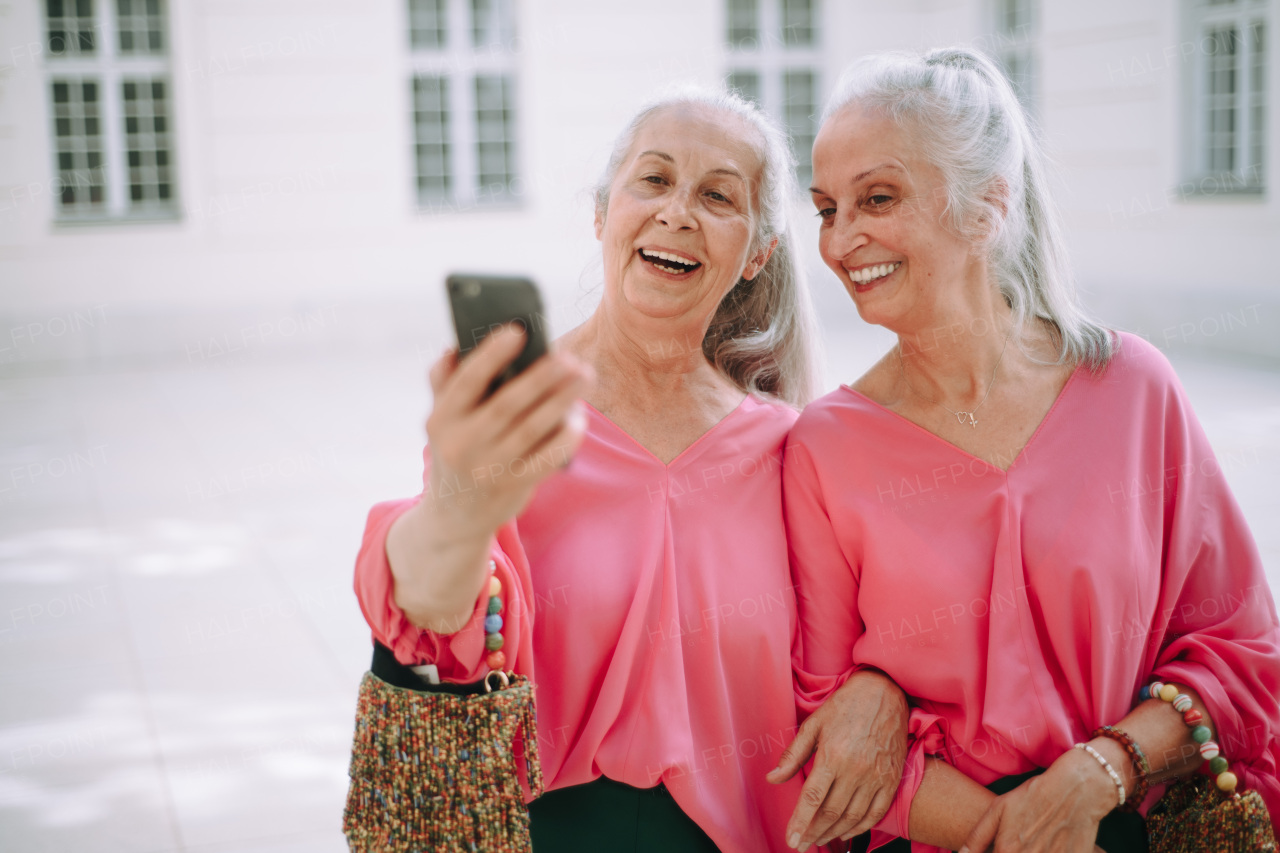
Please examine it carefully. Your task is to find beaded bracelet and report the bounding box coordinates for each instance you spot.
[483,560,507,672]
[1073,742,1127,808]
[1141,680,1239,794]
[1092,725,1151,811]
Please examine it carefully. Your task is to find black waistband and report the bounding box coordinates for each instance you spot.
[370,640,492,696]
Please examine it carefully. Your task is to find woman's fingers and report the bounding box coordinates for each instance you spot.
[516,402,589,473]
[811,775,870,848]
[767,720,819,786]
[492,375,591,472]
[436,325,529,417]
[427,347,459,397]
[958,797,1002,853]
[484,352,589,442]
[846,786,894,839]
[783,764,836,850]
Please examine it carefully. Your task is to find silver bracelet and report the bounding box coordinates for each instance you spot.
[1074,742,1126,808]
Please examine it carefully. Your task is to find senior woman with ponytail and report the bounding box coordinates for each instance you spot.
[781,48,1280,852]
[352,88,907,853]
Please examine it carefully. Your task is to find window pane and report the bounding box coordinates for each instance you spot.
[474,74,516,198]
[50,76,107,213]
[783,69,817,186]
[122,75,177,210]
[413,75,452,199]
[47,0,96,56]
[998,0,1032,36]
[727,70,761,105]
[117,0,166,55]
[782,0,815,47]
[408,0,447,49]
[472,0,515,49]
[1248,20,1266,186]
[1205,25,1239,174]
[726,0,759,48]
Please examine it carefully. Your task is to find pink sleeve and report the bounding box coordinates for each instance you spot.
[1144,368,1280,820]
[866,709,946,848]
[351,448,537,682]
[783,440,866,717]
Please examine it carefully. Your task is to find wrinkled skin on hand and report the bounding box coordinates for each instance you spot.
[768,670,908,850]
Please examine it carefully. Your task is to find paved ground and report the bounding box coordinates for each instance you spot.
[0,332,1277,852]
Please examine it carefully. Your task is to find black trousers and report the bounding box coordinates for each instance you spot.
[848,769,1148,852]
[529,776,721,853]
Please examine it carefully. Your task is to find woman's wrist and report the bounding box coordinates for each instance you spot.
[389,501,494,632]
[1057,742,1127,819]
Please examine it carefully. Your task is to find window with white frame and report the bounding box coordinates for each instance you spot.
[1185,0,1267,193]
[991,0,1037,111]
[43,0,177,221]
[408,0,519,210]
[725,0,820,187]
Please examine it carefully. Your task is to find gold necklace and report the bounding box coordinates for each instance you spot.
[897,329,1013,429]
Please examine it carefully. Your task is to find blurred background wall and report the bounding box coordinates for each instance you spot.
[1,0,1276,373]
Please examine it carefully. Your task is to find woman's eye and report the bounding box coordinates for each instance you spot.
[706,190,729,203]
[866,194,893,208]
[643,175,666,185]
[815,207,836,222]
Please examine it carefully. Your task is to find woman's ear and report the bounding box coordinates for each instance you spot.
[741,236,778,281]
[594,205,605,241]
[970,179,1010,247]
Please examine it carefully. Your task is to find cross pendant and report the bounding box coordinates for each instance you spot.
[955,412,978,428]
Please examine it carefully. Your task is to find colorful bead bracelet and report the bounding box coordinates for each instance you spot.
[1093,725,1151,811]
[1141,680,1239,794]
[484,560,506,673]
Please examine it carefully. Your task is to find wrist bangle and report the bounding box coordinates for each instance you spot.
[1074,742,1126,808]
[1093,726,1150,811]
[1140,680,1238,794]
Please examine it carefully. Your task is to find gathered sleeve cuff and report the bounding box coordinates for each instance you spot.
[352,497,533,682]
[868,709,947,849]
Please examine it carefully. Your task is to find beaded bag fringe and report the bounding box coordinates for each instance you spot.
[1147,775,1277,853]
[343,671,543,853]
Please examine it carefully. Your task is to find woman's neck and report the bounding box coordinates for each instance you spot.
[560,305,736,412]
[894,291,1019,408]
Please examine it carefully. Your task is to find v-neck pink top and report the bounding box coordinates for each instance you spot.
[354,395,806,853]
[783,333,1280,849]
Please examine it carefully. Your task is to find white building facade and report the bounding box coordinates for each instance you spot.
[0,0,1275,367]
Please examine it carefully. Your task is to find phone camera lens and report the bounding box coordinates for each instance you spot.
[463,280,481,298]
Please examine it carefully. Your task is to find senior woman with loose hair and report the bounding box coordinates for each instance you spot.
[352,88,905,852]
[782,48,1280,851]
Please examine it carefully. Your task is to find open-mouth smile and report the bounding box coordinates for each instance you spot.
[639,248,703,276]
[847,262,900,285]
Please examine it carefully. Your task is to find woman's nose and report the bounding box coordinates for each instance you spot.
[825,212,867,259]
[656,189,695,231]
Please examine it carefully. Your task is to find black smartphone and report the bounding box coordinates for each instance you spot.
[446,273,550,395]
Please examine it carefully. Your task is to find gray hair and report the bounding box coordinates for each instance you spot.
[823,47,1114,370]
[594,87,821,407]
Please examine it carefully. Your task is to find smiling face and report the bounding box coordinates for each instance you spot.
[810,104,986,334]
[595,105,770,331]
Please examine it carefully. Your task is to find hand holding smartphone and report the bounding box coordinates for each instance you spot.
[446,273,549,396]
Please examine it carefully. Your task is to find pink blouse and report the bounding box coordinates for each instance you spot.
[783,333,1280,851]
[354,396,806,853]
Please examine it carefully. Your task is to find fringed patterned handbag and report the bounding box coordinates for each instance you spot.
[1140,681,1277,853]
[1146,776,1276,853]
[343,642,543,853]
